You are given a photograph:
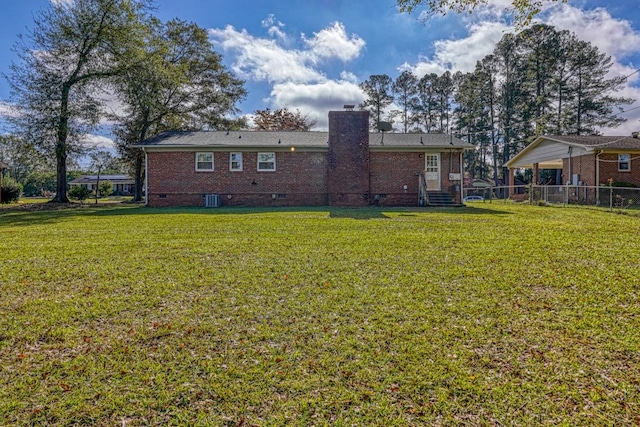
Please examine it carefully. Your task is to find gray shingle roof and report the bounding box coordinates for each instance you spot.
[545,135,640,151]
[69,175,134,184]
[134,130,472,149]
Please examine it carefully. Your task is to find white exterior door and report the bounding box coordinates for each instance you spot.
[424,154,441,190]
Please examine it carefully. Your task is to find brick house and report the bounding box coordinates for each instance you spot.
[506,135,640,193]
[136,110,472,208]
[69,174,135,196]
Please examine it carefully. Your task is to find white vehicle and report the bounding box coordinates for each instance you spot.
[463,195,484,202]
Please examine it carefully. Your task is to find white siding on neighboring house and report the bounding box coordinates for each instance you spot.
[511,140,591,168]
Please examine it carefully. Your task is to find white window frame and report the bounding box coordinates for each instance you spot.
[229,152,243,171]
[618,153,630,172]
[257,152,276,172]
[195,152,214,171]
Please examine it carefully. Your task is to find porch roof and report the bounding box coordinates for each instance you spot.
[506,135,640,169]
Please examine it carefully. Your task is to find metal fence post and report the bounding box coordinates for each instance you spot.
[609,186,613,212]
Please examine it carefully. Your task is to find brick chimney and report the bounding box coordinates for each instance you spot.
[327,110,370,206]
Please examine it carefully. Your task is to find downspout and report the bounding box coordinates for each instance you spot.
[459,149,464,203]
[595,150,601,205]
[567,146,573,184]
[143,148,149,206]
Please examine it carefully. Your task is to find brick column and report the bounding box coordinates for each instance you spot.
[508,168,515,199]
[327,111,370,206]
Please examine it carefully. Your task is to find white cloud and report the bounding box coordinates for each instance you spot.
[81,134,115,149]
[261,14,287,42]
[0,102,20,119]
[545,5,640,62]
[209,20,366,127]
[410,21,511,76]
[210,20,365,85]
[302,22,365,63]
[270,79,366,130]
[210,25,325,84]
[51,0,74,6]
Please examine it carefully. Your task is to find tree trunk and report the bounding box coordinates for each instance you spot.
[133,152,144,202]
[95,168,101,204]
[53,142,69,203]
[52,84,71,203]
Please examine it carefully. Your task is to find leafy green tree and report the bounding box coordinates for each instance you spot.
[253,108,317,131]
[392,71,419,133]
[563,40,632,135]
[434,71,454,132]
[492,32,530,176]
[0,135,51,184]
[6,0,151,203]
[21,171,56,197]
[396,0,568,27]
[359,74,394,130]
[113,18,246,201]
[414,73,439,133]
[89,150,116,203]
[451,24,633,184]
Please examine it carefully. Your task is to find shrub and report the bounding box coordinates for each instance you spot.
[98,180,113,197]
[1,176,22,203]
[610,181,638,188]
[68,185,92,203]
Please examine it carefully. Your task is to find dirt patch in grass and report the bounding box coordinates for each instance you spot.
[0,202,81,212]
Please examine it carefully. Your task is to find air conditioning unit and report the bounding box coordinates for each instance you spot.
[205,194,221,208]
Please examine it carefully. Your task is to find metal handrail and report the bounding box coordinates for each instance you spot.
[418,172,430,206]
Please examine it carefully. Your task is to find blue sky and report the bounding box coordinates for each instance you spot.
[1,0,640,149]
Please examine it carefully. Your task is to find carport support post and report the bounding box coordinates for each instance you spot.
[508,168,515,199]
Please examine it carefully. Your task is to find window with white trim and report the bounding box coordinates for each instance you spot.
[195,152,214,171]
[618,154,630,171]
[257,152,276,171]
[230,152,243,171]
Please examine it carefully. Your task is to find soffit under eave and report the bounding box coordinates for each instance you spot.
[505,137,592,168]
[138,145,328,152]
[369,146,468,152]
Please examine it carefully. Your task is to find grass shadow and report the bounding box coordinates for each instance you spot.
[0,202,516,228]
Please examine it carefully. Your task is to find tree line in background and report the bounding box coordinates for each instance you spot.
[2,0,247,203]
[358,24,633,184]
[0,1,634,202]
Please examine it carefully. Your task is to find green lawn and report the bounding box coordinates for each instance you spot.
[1,203,638,426]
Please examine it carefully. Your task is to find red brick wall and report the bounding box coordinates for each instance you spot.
[561,153,640,186]
[146,151,328,207]
[596,153,640,185]
[369,151,463,205]
[562,153,596,185]
[327,111,370,206]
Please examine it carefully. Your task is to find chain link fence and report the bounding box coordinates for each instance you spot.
[463,185,640,211]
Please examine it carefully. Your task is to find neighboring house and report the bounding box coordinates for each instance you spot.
[69,174,135,196]
[0,161,7,203]
[505,134,640,193]
[135,110,473,208]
